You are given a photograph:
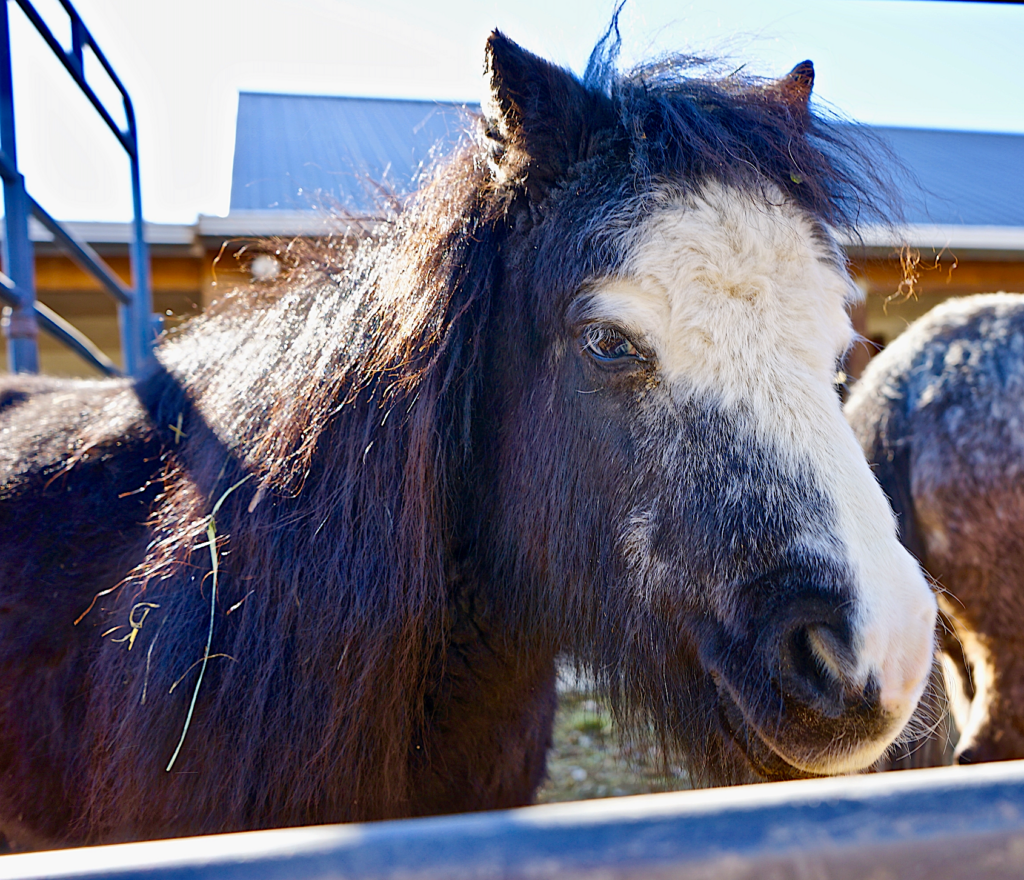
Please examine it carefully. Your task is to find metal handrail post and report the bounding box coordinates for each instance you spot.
[125,101,153,375]
[0,0,39,372]
[2,0,155,376]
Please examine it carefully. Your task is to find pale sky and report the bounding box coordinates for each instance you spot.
[8,0,1024,224]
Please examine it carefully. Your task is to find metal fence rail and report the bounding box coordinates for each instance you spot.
[0,0,154,376]
[3,761,1024,880]
[0,269,118,374]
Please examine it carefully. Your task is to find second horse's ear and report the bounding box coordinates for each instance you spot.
[484,30,615,199]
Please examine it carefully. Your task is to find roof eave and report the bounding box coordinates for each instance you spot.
[19,217,1024,261]
[844,224,1024,261]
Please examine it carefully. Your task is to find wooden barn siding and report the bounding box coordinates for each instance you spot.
[0,250,246,377]
[837,258,1024,380]
[856,258,1024,346]
[3,250,1024,379]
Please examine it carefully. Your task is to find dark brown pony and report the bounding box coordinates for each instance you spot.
[847,292,1024,768]
[0,29,937,850]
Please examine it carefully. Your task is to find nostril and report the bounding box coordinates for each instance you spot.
[805,625,847,682]
[957,746,978,765]
[781,624,850,710]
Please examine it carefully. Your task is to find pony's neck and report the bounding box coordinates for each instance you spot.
[413,618,558,813]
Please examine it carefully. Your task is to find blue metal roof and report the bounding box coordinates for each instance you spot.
[230,93,1024,228]
[873,126,1024,227]
[230,93,478,215]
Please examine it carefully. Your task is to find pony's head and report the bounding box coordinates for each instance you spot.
[461,32,936,783]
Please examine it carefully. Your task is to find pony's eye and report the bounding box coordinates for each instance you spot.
[581,325,646,365]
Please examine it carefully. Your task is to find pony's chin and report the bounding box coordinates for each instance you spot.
[716,695,819,782]
[715,687,894,781]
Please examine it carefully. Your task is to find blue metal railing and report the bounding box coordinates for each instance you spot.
[2,761,1024,879]
[0,0,155,377]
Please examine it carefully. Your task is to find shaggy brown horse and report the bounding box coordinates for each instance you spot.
[0,30,937,850]
[847,292,1024,767]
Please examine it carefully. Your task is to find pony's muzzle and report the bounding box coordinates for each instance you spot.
[703,573,911,778]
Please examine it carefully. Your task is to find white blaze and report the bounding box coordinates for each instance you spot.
[585,182,936,771]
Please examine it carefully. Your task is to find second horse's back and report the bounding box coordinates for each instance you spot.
[847,292,1024,767]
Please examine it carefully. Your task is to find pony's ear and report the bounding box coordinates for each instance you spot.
[764,60,814,115]
[484,30,610,198]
